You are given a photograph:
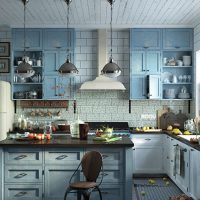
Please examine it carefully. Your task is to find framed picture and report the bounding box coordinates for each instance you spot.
[0,42,10,57]
[0,58,10,73]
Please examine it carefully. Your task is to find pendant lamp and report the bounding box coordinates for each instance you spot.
[101,0,121,78]
[16,0,35,78]
[58,0,78,76]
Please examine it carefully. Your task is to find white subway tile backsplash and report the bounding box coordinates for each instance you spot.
[76,38,87,46]
[86,38,97,46]
[80,31,93,38]
[86,53,97,61]
[76,53,87,61]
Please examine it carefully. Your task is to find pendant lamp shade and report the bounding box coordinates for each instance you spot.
[58,0,78,76]
[101,58,121,78]
[101,0,122,78]
[16,0,35,78]
[58,58,78,75]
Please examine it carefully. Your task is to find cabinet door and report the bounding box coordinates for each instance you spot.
[189,148,200,199]
[0,148,3,200]
[43,51,58,74]
[130,75,147,99]
[132,147,163,174]
[146,51,160,73]
[44,76,74,99]
[163,29,193,50]
[131,29,161,50]
[12,29,42,50]
[43,29,74,50]
[148,75,161,99]
[131,51,145,74]
[45,166,80,200]
[175,142,189,194]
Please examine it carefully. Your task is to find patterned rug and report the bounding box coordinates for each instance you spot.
[133,177,184,200]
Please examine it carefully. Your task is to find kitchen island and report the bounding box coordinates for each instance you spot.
[0,135,133,200]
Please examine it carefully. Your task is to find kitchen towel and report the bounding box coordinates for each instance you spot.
[174,145,185,177]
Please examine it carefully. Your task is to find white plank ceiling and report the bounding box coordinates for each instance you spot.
[0,0,200,29]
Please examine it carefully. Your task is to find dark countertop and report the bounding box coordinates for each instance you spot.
[131,131,200,151]
[0,135,134,148]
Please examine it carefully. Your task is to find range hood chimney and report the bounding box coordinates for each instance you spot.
[79,30,126,90]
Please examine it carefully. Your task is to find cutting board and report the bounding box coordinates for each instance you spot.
[160,110,177,130]
[176,110,188,130]
[157,107,169,129]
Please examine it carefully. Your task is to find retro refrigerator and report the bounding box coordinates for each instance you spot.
[0,81,14,141]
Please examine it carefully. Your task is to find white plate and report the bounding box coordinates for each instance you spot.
[161,72,173,83]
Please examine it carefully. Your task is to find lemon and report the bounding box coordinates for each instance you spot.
[183,131,192,135]
[140,191,145,196]
[148,179,156,184]
[167,125,173,131]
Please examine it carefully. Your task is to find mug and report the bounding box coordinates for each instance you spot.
[79,123,89,140]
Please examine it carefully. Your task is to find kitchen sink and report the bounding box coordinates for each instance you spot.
[178,134,200,141]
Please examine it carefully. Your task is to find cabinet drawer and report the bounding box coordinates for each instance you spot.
[86,148,123,165]
[90,185,123,200]
[4,184,42,200]
[4,148,42,164]
[45,148,83,165]
[131,135,163,147]
[97,166,123,183]
[5,166,43,183]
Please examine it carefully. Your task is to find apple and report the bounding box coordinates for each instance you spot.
[28,133,34,139]
[46,134,51,140]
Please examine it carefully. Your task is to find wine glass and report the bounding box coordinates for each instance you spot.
[187,75,191,82]
[178,75,183,82]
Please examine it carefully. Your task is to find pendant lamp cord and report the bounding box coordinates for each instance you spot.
[23,0,27,58]
[110,2,113,60]
[66,1,70,60]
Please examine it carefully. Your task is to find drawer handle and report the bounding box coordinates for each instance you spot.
[14,155,27,160]
[102,155,109,159]
[14,173,27,179]
[101,172,109,177]
[181,148,187,152]
[15,191,27,197]
[145,138,151,141]
[190,149,194,151]
[56,155,68,160]
[102,192,109,195]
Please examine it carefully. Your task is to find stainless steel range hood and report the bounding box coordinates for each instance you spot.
[79,30,126,90]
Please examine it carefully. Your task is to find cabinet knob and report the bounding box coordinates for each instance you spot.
[146,69,149,72]
[143,46,149,49]
[175,46,180,49]
[14,155,27,160]
[145,138,151,141]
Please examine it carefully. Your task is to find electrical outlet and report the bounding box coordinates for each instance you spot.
[141,114,156,120]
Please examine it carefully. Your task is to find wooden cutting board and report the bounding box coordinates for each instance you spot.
[160,111,177,130]
[157,107,169,129]
[176,110,188,130]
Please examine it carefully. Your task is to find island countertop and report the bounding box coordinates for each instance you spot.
[0,135,134,147]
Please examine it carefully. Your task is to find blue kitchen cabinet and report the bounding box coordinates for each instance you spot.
[12,29,43,50]
[130,28,161,50]
[131,51,161,74]
[163,28,193,50]
[44,51,74,75]
[130,75,147,99]
[44,76,75,99]
[130,75,161,99]
[43,29,75,50]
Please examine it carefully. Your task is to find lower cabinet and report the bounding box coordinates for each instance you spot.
[189,148,200,200]
[131,134,163,174]
[2,147,131,200]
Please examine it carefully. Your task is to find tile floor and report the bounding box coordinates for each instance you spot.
[132,177,184,200]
